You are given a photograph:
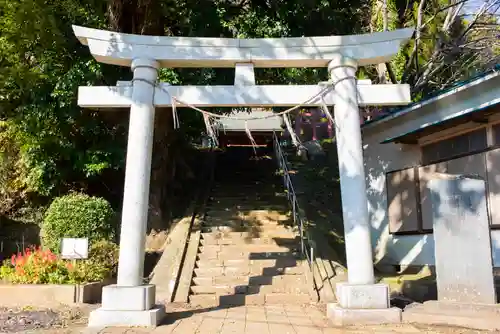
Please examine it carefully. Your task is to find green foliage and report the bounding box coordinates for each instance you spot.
[0,0,370,208]
[66,240,119,283]
[369,0,499,96]
[0,244,118,284]
[0,0,497,230]
[0,0,125,200]
[86,239,120,278]
[42,193,116,253]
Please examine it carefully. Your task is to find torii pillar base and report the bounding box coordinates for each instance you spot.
[327,283,401,325]
[327,304,402,326]
[88,307,165,328]
[88,285,165,328]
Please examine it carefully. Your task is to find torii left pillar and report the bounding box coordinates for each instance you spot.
[88,58,166,327]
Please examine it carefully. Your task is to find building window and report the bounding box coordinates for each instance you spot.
[421,128,488,164]
[493,124,500,145]
[387,167,421,234]
[486,148,500,228]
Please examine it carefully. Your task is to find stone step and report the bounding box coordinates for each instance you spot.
[209,196,285,203]
[209,187,284,196]
[213,179,278,184]
[212,189,280,195]
[204,215,290,224]
[197,250,301,261]
[194,265,304,277]
[193,274,308,287]
[195,257,300,269]
[203,217,291,229]
[206,205,288,212]
[213,182,279,188]
[199,244,298,254]
[206,209,290,220]
[190,284,310,295]
[402,301,500,331]
[201,225,295,233]
[201,231,298,241]
[207,200,287,207]
[200,235,300,246]
[197,249,299,261]
[202,221,294,229]
[189,293,311,307]
[209,194,287,201]
[406,301,500,316]
[208,197,285,204]
[205,210,290,219]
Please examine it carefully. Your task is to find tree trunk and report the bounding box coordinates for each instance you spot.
[148,107,172,233]
[107,0,173,234]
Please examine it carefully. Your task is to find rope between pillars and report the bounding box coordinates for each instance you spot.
[129,76,356,121]
[130,75,357,147]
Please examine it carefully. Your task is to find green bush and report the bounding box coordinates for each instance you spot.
[67,240,119,283]
[86,240,119,277]
[42,193,116,253]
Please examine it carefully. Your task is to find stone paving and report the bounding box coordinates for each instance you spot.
[63,304,486,334]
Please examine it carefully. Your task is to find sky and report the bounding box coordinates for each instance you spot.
[461,0,499,20]
[463,0,497,13]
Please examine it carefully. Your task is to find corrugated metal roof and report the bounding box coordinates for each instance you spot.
[380,98,500,144]
[363,64,500,128]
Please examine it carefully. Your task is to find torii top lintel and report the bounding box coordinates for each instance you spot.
[72,25,414,68]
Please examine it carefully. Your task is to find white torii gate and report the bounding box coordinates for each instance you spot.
[72,25,414,328]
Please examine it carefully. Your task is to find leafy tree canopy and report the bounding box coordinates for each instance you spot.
[0,0,498,221]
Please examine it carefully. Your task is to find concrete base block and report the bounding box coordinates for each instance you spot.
[403,301,500,331]
[88,305,165,328]
[101,284,155,311]
[327,303,402,326]
[336,282,389,309]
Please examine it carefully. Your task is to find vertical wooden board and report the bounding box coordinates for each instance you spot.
[387,167,419,233]
[419,162,448,231]
[486,148,500,227]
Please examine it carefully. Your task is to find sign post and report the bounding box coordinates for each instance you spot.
[61,238,89,260]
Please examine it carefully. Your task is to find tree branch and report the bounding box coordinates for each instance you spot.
[385,62,398,83]
[459,0,498,40]
[401,0,426,83]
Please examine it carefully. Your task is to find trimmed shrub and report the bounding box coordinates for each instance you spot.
[86,240,119,278]
[42,193,116,253]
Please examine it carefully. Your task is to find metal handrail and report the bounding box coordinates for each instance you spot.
[272,132,314,268]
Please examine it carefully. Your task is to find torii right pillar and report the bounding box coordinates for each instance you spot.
[327,55,401,325]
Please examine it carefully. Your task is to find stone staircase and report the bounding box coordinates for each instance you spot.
[188,147,316,307]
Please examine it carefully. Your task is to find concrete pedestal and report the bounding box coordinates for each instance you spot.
[336,283,390,309]
[88,285,165,327]
[328,283,401,325]
[88,306,165,328]
[403,301,500,331]
[328,304,402,326]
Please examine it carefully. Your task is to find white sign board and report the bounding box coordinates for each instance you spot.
[61,238,89,259]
